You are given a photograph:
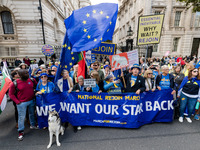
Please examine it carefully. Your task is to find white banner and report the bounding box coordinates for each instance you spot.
[127,49,139,67]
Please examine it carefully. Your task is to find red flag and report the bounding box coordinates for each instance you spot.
[77,51,86,78]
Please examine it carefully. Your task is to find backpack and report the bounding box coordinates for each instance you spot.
[13,78,37,96]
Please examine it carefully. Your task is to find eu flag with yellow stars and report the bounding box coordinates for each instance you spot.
[54,33,81,82]
[64,3,118,52]
[195,60,200,69]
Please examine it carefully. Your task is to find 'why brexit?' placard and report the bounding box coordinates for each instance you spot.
[36,89,174,129]
[137,14,164,46]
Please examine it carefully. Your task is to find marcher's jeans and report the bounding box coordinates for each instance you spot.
[180,93,197,118]
[17,100,36,132]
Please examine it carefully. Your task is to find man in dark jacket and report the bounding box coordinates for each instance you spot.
[125,64,146,94]
[15,58,22,67]
[73,76,86,92]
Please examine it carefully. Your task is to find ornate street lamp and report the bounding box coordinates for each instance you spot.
[127,26,133,37]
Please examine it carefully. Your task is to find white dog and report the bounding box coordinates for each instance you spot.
[47,110,65,149]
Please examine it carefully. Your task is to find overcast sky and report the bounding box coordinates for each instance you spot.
[90,0,118,5]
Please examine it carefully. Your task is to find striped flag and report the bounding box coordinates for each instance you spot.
[0,66,12,114]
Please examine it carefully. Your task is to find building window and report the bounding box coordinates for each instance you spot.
[153,44,158,52]
[154,11,161,15]
[0,47,16,56]
[1,11,14,34]
[174,11,181,27]
[173,38,180,52]
[195,12,200,27]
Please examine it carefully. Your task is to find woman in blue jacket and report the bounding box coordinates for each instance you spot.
[103,75,122,92]
[178,66,200,123]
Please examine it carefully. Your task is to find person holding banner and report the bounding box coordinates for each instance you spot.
[73,76,86,92]
[143,69,156,92]
[178,66,200,123]
[156,65,176,95]
[125,64,146,94]
[103,75,122,92]
[35,73,55,95]
[57,69,73,93]
[86,70,102,94]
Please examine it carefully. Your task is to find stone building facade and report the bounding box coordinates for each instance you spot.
[113,0,200,57]
[0,0,90,66]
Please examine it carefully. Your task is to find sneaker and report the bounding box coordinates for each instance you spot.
[18,132,24,141]
[179,117,184,123]
[194,114,199,120]
[77,126,82,131]
[30,125,39,129]
[186,117,192,123]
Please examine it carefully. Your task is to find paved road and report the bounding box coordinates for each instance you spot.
[1,100,200,150]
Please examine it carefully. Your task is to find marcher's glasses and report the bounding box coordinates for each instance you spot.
[148,73,153,75]
[41,76,47,78]
[93,65,98,67]
[193,70,198,73]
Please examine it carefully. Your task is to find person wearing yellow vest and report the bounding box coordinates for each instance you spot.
[103,75,122,92]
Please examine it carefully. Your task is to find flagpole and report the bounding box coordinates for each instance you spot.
[121,68,126,88]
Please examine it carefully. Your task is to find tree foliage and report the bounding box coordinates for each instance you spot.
[177,0,200,12]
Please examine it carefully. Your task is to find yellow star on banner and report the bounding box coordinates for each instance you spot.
[83,20,86,24]
[40,88,46,93]
[65,65,67,68]
[83,28,87,32]
[110,21,112,25]
[107,29,109,32]
[72,57,75,60]
[93,10,96,13]
[100,11,103,14]
[87,35,91,39]
[68,46,71,50]
[106,16,109,19]
[86,13,90,17]
[70,62,72,66]
[100,37,103,41]
[94,38,97,42]
[71,52,73,54]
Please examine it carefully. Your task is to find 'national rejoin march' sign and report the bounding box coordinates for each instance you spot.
[137,14,164,46]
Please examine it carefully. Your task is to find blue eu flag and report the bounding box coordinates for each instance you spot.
[195,60,200,68]
[64,3,118,52]
[113,69,121,81]
[54,33,80,83]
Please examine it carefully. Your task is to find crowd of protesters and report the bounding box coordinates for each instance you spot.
[1,54,200,141]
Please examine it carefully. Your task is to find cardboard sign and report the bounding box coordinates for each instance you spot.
[137,14,164,45]
[84,79,96,87]
[127,50,139,67]
[109,52,129,71]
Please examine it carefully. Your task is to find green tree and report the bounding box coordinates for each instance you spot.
[177,0,200,12]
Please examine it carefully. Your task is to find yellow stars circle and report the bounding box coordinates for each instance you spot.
[68,46,71,50]
[82,20,86,24]
[92,10,96,13]
[72,57,75,60]
[83,28,87,32]
[65,65,68,68]
[107,29,110,32]
[71,52,73,54]
[86,13,90,17]
[100,11,103,15]
[63,44,67,48]
[110,21,112,25]
[70,63,72,66]
[94,38,97,42]
[87,35,91,39]
[106,16,109,19]
[100,37,103,41]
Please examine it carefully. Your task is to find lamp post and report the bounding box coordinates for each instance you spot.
[126,26,133,52]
